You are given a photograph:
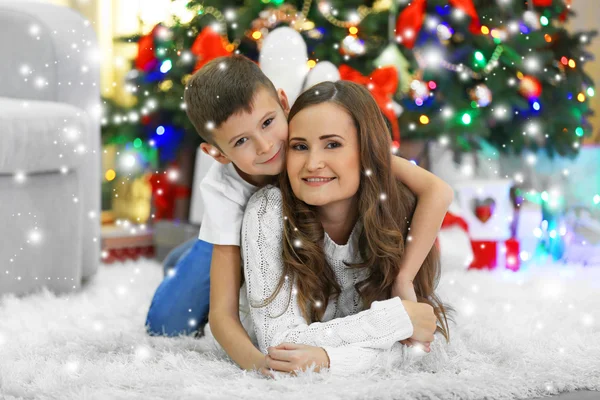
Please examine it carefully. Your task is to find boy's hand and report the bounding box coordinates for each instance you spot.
[265,343,329,374]
[393,279,430,351]
[258,354,274,378]
[392,278,417,302]
[400,299,436,353]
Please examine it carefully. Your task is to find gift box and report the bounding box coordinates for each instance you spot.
[470,238,520,271]
[445,179,522,271]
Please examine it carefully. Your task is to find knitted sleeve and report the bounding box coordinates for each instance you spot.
[241,186,414,374]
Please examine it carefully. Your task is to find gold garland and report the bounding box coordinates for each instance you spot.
[194,0,390,49]
[301,0,313,20]
[196,5,240,50]
[317,0,372,28]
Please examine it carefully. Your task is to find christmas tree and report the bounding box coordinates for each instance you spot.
[396,0,596,157]
[102,0,595,170]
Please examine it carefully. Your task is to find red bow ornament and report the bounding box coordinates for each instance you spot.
[191,27,231,72]
[396,0,481,49]
[338,64,401,145]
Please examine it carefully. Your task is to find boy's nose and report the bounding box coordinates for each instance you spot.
[255,135,273,155]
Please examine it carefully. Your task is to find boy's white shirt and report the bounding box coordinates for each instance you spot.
[198,161,259,246]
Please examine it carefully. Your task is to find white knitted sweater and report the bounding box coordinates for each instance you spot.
[241,186,414,375]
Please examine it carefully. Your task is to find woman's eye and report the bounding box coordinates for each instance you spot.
[326,142,341,149]
[291,143,307,151]
[234,137,248,147]
[262,118,274,129]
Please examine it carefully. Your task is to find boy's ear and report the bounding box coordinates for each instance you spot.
[200,142,230,165]
[277,88,290,115]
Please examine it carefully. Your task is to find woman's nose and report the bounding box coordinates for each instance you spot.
[306,152,325,171]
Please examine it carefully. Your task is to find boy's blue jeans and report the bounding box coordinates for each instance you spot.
[145,238,213,337]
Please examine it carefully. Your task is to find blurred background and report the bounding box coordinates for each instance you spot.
[31,0,600,269]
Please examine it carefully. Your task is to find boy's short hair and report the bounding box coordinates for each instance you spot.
[184,55,279,147]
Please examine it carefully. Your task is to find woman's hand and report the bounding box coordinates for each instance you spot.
[393,278,432,353]
[265,343,330,374]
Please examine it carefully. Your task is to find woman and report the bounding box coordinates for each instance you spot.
[241,81,452,376]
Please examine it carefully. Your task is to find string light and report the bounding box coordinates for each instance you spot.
[105,169,116,181]
[461,113,472,125]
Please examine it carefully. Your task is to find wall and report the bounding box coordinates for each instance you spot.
[569,0,600,143]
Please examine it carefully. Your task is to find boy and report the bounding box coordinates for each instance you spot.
[146,55,454,372]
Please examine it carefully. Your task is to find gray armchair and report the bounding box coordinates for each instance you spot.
[0,0,101,296]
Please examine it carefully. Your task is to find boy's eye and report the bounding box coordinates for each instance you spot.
[234,137,248,147]
[290,143,307,151]
[262,118,274,129]
[326,142,341,149]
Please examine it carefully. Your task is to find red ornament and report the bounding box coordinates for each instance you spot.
[518,75,543,99]
[396,0,480,49]
[191,27,231,72]
[141,115,152,126]
[149,165,192,221]
[475,205,493,223]
[559,0,572,22]
[136,25,161,72]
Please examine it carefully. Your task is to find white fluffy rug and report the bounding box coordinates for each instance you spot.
[1,259,599,400]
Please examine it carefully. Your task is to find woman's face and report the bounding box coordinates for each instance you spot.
[287,102,361,207]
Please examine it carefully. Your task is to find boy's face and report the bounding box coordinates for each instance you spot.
[201,87,290,182]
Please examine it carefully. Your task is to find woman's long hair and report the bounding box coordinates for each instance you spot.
[273,81,452,341]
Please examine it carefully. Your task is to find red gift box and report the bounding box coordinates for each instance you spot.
[469,238,520,271]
